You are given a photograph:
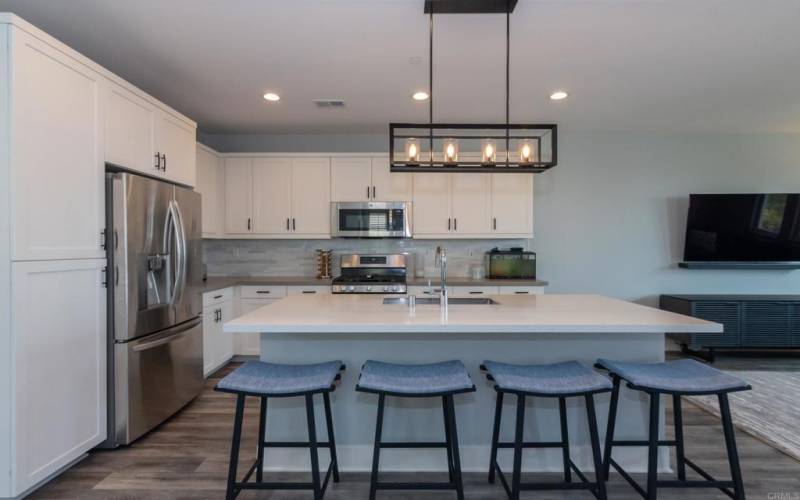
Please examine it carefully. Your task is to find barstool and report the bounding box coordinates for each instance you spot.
[481,360,612,500]
[356,360,476,500]
[596,358,751,500]
[215,360,345,500]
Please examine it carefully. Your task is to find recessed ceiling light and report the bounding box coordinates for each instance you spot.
[412,91,430,101]
[549,91,568,101]
[263,92,280,102]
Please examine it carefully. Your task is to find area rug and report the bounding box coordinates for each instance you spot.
[686,370,800,461]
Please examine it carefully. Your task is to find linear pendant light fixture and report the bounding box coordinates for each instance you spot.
[390,0,558,173]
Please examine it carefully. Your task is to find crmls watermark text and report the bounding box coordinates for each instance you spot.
[768,492,800,500]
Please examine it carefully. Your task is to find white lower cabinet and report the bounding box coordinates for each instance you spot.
[202,289,235,377]
[11,259,106,494]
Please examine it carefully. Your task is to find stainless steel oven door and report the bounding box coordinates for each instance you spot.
[113,316,203,445]
[331,201,412,238]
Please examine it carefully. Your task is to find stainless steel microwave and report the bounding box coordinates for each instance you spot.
[331,201,412,238]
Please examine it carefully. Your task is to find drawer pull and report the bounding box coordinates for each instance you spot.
[302,290,316,294]
[469,291,484,295]
[213,294,223,299]
[256,290,271,294]
[514,291,530,294]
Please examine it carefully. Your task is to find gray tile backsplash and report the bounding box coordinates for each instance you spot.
[203,239,531,279]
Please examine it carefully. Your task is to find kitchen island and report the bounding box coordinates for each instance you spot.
[223,294,720,474]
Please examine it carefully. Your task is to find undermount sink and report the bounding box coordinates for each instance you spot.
[383,296,498,306]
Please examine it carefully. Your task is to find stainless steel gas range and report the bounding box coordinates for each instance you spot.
[331,254,407,294]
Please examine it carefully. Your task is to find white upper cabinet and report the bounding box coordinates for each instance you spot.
[451,173,491,236]
[105,84,156,174]
[412,171,533,239]
[370,157,412,202]
[195,144,224,238]
[9,26,105,261]
[105,81,196,187]
[291,158,331,237]
[12,259,106,493]
[221,157,330,239]
[156,111,196,186]
[253,158,292,235]
[412,173,452,235]
[224,158,253,235]
[490,173,533,236]
[330,157,411,202]
[331,157,371,201]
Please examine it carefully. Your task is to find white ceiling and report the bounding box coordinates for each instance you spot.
[1,0,799,135]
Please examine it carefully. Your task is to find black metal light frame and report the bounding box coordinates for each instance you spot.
[390,0,558,174]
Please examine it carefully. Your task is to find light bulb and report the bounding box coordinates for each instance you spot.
[521,144,531,160]
[409,143,417,158]
[405,138,420,163]
[443,139,458,163]
[481,139,497,164]
[485,144,494,157]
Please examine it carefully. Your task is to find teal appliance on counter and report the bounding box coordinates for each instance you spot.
[486,248,536,279]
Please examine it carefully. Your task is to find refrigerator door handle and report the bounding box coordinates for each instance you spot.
[170,200,188,304]
[130,317,202,352]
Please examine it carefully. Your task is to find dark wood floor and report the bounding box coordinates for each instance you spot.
[32,359,800,499]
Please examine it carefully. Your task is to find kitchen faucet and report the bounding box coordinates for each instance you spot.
[435,245,447,308]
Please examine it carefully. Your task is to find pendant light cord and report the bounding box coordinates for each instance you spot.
[429,2,434,162]
[506,0,510,163]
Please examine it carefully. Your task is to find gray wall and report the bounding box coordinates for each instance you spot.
[200,130,800,305]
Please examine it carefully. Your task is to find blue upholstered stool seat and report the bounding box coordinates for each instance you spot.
[596,358,749,394]
[356,360,474,396]
[482,360,612,396]
[216,360,344,396]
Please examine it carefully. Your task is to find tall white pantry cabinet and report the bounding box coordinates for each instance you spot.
[0,14,197,498]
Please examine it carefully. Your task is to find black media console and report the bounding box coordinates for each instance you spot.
[660,294,800,362]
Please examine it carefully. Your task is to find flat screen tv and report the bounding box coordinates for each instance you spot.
[684,193,800,263]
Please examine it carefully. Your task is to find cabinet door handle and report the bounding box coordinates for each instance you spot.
[292,218,296,230]
[247,218,251,231]
[367,186,371,199]
[154,152,161,171]
[454,218,457,231]
[286,218,290,230]
[493,218,497,230]
[161,153,167,172]
[372,186,376,198]
[447,218,451,230]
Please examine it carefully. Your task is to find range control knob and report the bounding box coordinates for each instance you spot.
[383,286,390,292]
[392,286,399,292]
[345,286,354,292]
[366,286,372,292]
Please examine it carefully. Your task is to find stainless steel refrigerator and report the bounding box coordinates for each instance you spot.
[103,171,204,448]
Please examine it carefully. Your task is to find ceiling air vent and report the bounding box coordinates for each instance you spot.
[313,99,346,108]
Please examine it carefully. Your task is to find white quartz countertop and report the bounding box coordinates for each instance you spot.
[223,294,722,334]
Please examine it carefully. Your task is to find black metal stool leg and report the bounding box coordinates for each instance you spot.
[585,394,608,500]
[369,393,385,500]
[305,394,322,500]
[511,394,526,500]
[558,396,572,483]
[602,376,621,481]
[256,397,267,483]
[445,395,465,500]
[672,394,686,481]
[488,391,504,484]
[719,393,745,500]
[226,394,245,500]
[323,392,340,483]
[442,396,455,483]
[646,393,660,500]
